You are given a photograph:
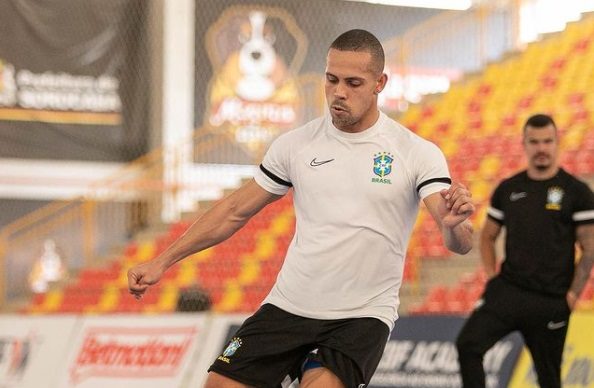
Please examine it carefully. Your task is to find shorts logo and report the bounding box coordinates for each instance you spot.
[372,152,394,184]
[218,337,243,363]
[545,186,563,210]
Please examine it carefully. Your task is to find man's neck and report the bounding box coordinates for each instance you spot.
[527,165,559,180]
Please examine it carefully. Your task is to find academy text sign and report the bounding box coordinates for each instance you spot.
[370,316,524,388]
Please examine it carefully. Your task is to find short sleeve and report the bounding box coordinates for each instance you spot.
[572,180,594,225]
[487,184,505,225]
[414,140,452,199]
[254,134,293,195]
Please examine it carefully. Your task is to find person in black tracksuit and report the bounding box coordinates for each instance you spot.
[456,114,594,388]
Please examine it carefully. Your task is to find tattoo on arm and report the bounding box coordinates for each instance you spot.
[570,224,594,297]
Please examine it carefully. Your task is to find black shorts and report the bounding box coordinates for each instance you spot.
[208,303,390,388]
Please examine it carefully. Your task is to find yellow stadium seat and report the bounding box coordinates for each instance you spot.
[95,285,119,312]
[470,179,493,204]
[156,286,179,312]
[238,257,261,284]
[216,283,242,312]
[176,261,198,287]
[478,155,501,181]
[42,289,64,313]
[135,241,156,262]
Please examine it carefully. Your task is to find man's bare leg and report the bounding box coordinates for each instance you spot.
[300,367,345,388]
[203,372,252,388]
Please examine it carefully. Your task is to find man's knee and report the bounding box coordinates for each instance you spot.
[300,367,345,388]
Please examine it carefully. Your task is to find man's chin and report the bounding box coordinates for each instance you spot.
[532,157,550,168]
[534,164,551,171]
[331,117,355,128]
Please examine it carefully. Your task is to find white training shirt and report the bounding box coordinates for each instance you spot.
[254,111,451,330]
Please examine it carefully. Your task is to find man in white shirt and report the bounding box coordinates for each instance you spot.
[128,29,475,388]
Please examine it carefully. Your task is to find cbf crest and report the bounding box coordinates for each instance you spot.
[218,337,243,363]
[545,186,564,210]
[372,152,394,184]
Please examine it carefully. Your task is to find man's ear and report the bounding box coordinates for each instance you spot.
[375,73,388,94]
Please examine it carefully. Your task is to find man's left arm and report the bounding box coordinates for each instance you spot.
[567,223,594,309]
[423,182,475,255]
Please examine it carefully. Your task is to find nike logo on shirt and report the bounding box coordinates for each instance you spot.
[547,320,567,330]
[509,192,527,201]
[310,158,334,167]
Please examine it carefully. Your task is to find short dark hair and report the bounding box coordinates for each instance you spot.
[523,113,557,133]
[329,29,385,75]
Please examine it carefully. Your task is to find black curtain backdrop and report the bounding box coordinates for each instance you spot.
[0,0,150,161]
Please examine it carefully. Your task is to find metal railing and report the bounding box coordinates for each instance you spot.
[0,127,260,308]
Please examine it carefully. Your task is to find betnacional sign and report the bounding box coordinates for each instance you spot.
[188,314,250,388]
[57,315,207,388]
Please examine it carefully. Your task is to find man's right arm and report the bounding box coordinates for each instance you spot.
[128,179,282,298]
[480,218,502,279]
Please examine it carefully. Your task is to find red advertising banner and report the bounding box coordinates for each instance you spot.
[188,314,249,388]
[56,315,207,388]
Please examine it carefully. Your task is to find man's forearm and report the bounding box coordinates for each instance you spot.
[443,220,474,254]
[569,250,594,298]
[570,224,594,303]
[154,191,260,270]
[480,240,498,278]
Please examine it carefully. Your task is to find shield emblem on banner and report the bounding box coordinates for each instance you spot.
[373,153,394,178]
